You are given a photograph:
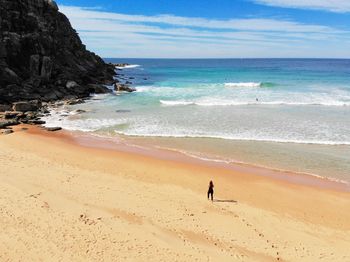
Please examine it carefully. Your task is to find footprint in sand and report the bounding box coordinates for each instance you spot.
[41,201,50,209]
[79,214,98,225]
[29,192,42,198]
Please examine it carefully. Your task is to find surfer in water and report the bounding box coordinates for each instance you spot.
[207,180,214,201]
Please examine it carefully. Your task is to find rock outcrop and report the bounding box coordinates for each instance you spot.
[114,83,136,93]
[0,0,115,105]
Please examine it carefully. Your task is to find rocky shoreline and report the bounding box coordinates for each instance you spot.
[0,0,139,134]
[0,99,80,134]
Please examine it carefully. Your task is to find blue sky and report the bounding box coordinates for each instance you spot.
[56,0,350,58]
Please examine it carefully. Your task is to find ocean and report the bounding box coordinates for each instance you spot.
[43,59,350,184]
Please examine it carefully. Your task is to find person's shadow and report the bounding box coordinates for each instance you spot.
[213,199,237,203]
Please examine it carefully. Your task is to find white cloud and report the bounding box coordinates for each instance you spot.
[253,0,350,13]
[59,5,350,58]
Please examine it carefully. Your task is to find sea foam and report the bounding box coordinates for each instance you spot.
[115,64,140,69]
[225,82,261,88]
[160,99,350,107]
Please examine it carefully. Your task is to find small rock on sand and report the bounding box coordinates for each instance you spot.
[1,129,14,135]
[45,127,62,132]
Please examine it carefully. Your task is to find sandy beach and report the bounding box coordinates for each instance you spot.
[0,126,350,261]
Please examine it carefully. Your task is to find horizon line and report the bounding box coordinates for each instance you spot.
[103,57,350,60]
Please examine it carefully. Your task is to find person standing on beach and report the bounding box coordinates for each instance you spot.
[207,180,214,201]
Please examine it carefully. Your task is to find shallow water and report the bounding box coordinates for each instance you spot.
[43,59,350,183]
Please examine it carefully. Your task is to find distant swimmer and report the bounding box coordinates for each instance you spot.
[256,98,259,102]
[207,180,214,201]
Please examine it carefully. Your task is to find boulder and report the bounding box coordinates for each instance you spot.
[114,83,136,93]
[75,109,86,114]
[4,111,22,119]
[87,84,112,94]
[28,120,46,125]
[0,120,19,128]
[66,81,79,89]
[65,99,85,105]
[12,100,41,112]
[1,129,14,135]
[45,127,62,132]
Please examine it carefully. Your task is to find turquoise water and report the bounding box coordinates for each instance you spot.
[43,59,350,182]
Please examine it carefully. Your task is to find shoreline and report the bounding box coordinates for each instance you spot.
[49,127,350,192]
[40,96,350,191]
[1,125,350,260]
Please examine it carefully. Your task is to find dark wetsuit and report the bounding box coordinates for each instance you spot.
[207,183,214,201]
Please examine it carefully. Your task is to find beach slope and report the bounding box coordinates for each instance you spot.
[0,127,349,261]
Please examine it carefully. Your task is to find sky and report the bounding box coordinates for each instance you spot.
[56,0,350,58]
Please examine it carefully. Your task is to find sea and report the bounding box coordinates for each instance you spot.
[43,59,350,184]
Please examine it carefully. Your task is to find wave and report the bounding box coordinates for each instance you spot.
[42,109,128,132]
[115,64,140,69]
[159,99,350,107]
[225,82,261,88]
[114,130,350,146]
[160,100,194,106]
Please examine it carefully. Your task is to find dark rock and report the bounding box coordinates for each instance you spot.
[87,84,112,94]
[0,0,115,104]
[0,104,11,112]
[114,83,136,93]
[24,112,37,119]
[65,99,85,105]
[1,129,13,135]
[1,68,21,84]
[0,119,19,128]
[45,127,62,132]
[4,111,21,119]
[75,109,86,114]
[29,55,40,76]
[114,63,129,68]
[40,56,52,82]
[28,120,46,125]
[12,101,40,112]
[125,81,132,85]
[66,81,79,89]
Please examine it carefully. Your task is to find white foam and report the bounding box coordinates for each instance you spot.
[114,130,350,146]
[115,64,140,69]
[225,82,261,88]
[159,99,350,107]
[160,100,194,106]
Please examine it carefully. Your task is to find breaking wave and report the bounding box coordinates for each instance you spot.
[115,64,140,69]
[160,99,350,107]
[225,82,262,88]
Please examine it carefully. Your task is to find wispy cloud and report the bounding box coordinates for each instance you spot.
[252,0,350,13]
[59,5,350,58]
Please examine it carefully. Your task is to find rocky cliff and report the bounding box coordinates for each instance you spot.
[0,0,115,105]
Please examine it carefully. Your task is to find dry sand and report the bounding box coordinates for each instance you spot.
[0,126,349,261]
